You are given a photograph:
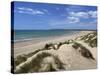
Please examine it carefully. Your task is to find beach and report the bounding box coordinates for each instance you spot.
[13,30,97,73]
[13,31,93,57]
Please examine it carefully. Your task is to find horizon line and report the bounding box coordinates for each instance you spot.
[12,29,97,31]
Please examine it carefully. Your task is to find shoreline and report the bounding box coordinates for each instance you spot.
[13,31,93,57]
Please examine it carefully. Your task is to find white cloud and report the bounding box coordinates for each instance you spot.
[69,12,89,18]
[67,17,80,23]
[68,11,97,24]
[88,11,97,18]
[50,17,80,26]
[16,7,45,15]
[49,17,80,26]
[34,10,44,14]
[17,7,32,11]
[42,9,50,15]
[69,11,97,19]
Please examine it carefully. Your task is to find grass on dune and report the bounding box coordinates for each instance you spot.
[80,31,97,47]
[14,52,65,73]
[72,42,95,60]
[14,55,27,67]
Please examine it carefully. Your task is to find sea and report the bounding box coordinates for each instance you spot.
[12,30,80,43]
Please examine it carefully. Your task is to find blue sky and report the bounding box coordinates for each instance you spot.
[12,1,97,30]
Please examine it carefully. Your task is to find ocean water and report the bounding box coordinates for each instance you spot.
[12,30,79,42]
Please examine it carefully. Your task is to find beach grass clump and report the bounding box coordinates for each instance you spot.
[43,43,54,50]
[72,42,80,49]
[72,42,95,60]
[14,55,27,67]
[67,39,74,44]
[63,41,70,44]
[79,45,95,60]
[57,42,63,49]
[80,31,97,47]
[43,43,62,50]
[63,39,74,45]
[14,52,65,73]
[89,37,97,47]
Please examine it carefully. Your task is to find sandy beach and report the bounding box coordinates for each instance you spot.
[14,31,93,57]
[13,31,97,73]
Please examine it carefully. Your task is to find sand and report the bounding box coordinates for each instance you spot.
[14,31,97,73]
[13,31,93,57]
[15,43,97,73]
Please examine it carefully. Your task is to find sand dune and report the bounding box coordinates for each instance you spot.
[12,31,97,73]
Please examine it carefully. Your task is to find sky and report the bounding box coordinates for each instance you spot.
[12,1,97,30]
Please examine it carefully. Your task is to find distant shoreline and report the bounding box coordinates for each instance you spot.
[13,30,80,43]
